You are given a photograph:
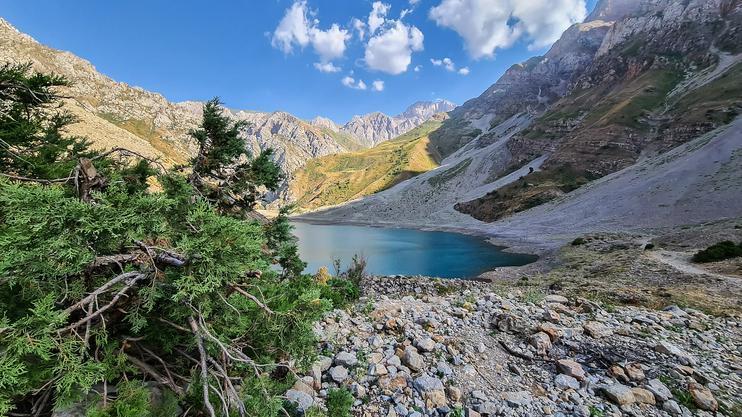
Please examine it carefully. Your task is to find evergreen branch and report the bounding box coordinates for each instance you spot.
[230,284,274,315]
[62,271,142,316]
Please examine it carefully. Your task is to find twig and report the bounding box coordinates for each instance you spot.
[230,285,274,314]
[62,271,142,315]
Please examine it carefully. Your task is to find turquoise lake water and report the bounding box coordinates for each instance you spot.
[291,221,537,279]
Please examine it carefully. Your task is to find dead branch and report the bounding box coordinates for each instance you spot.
[188,316,217,417]
[62,271,142,315]
[59,273,147,333]
[126,354,184,396]
[93,147,167,172]
[230,285,273,315]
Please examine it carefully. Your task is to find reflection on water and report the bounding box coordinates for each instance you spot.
[291,221,536,279]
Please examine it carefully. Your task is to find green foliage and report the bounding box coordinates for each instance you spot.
[692,240,742,263]
[572,237,587,246]
[0,63,95,179]
[326,388,354,417]
[0,76,340,417]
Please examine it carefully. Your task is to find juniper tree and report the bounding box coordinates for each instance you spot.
[0,64,357,417]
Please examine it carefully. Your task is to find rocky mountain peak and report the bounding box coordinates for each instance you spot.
[400,100,457,120]
[310,116,340,132]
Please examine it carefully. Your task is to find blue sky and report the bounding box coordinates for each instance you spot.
[1,0,598,123]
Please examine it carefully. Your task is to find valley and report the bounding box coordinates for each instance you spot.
[0,0,741,416]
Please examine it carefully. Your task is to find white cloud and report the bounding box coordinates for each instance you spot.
[400,8,412,19]
[409,0,421,5]
[314,62,342,73]
[351,18,366,40]
[431,57,461,72]
[429,0,586,59]
[341,76,368,90]
[271,1,311,54]
[272,1,350,71]
[365,20,424,74]
[372,80,385,91]
[458,67,470,75]
[368,1,391,34]
[414,65,422,72]
[310,23,350,63]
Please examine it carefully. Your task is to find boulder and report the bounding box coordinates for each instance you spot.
[600,383,635,405]
[688,382,718,411]
[646,378,673,402]
[413,376,447,408]
[329,365,349,383]
[403,346,425,372]
[583,321,612,338]
[529,332,552,355]
[556,359,586,380]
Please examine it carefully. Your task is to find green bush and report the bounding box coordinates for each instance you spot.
[571,237,587,246]
[326,388,354,417]
[692,241,742,263]
[0,65,340,417]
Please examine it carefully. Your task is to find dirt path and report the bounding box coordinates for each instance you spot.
[647,249,738,280]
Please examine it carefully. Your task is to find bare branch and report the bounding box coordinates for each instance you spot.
[230,285,274,315]
[188,316,217,417]
[62,271,142,316]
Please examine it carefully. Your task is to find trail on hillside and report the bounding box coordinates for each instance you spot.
[647,250,740,281]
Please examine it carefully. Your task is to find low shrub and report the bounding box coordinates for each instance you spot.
[571,237,586,246]
[326,388,354,417]
[692,241,742,263]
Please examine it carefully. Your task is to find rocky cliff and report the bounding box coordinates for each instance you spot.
[342,100,456,147]
[302,0,742,240]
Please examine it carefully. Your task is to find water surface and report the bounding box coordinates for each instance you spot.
[291,221,536,278]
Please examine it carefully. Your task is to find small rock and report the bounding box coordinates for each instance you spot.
[630,388,655,405]
[285,389,314,412]
[447,386,462,402]
[600,383,635,406]
[415,337,436,352]
[334,351,358,367]
[545,294,569,304]
[543,309,561,323]
[503,391,533,407]
[646,378,672,402]
[529,332,552,355]
[413,376,447,408]
[663,399,682,415]
[655,341,696,366]
[329,365,349,383]
[557,359,586,380]
[403,346,425,372]
[624,363,645,381]
[688,381,718,411]
[583,321,613,338]
[555,374,580,390]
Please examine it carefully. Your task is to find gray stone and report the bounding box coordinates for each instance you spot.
[415,337,436,352]
[329,365,349,383]
[555,374,580,390]
[334,351,358,367]
[503,391,533,407]
[655,341,697,366]
[646,378,673,402]
[286,389,314,412]
[403,346,425,372]
[663,399,682,415]
[545,294,569,304]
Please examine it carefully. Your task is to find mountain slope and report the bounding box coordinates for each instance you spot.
[0,19,354,182]
[290,118,445,210]
[300,0,742,240]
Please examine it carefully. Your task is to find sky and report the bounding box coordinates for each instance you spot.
[1,0,599,123]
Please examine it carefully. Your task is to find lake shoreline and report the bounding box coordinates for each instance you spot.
[291,215,554,280]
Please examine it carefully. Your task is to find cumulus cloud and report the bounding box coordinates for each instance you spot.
[368,1,391,34]
[365,20,424,74]
[271,1,312,53]
[372,80,385,91]
[341,76,368,90]
[314,62,342,73]
[310,23,350,63]
[429,0,586,58]
[458,67,470,75]
[272,1,350,72]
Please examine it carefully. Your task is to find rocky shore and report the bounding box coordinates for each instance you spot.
[287,276,742,417]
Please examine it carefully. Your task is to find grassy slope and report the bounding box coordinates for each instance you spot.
[290,120,443,210]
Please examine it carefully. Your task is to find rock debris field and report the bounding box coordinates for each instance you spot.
[286,276,741,417]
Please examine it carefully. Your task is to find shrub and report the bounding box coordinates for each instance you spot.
[571,237,586,246]
[326,388,354,417]
[692,241,742,263]
[0,65,339,417]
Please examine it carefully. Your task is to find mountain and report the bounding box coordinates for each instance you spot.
[300,0,742,241]
[340,100,456,147]
[289,116,446,210]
